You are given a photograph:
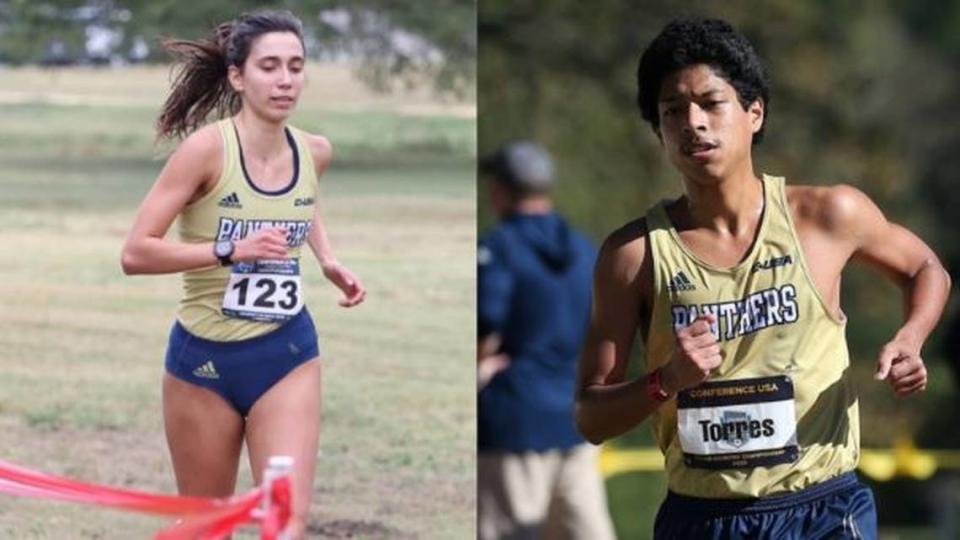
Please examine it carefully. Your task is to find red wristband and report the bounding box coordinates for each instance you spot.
[646,368,672,403]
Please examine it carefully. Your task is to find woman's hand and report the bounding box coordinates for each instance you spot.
[321,261,366,307]
[232,227,289,262]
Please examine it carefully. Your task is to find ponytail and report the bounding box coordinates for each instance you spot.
[155,22,241,140]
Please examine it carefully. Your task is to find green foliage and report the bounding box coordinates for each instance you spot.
[480,1,959,242]
[479,0,958,375]
[0,1,476,96]
[480,1,960,534]
[606,471,665,540]
[306,0,476,98]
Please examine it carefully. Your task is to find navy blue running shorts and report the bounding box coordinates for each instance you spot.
[164,308,320,416]
[654,471,877,540]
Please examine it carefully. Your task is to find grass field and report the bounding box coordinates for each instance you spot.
[0,65,475,538]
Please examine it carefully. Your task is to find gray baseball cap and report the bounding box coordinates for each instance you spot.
[480,140,555,194]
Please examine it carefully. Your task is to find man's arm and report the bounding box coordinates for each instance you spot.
[575,221,725,443]
[574,225,650,443]
[822,185,951,395]
[477,334,509,390]
[477,242,513,391]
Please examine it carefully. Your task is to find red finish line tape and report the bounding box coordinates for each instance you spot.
[0,459,291,539]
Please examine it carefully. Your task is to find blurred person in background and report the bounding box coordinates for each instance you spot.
[576,17,950,540]
[477,141,615,540]
[120,9,365,539]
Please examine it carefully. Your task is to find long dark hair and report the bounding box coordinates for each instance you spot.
[156,9,305,140]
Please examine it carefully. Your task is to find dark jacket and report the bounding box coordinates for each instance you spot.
[478,212,597,452]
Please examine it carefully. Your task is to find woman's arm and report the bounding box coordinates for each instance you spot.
[121,126,225,274]
[121,125,289,275]
[303,133,366,307]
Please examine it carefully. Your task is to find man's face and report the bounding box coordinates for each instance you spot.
[488,178,513,217]
[656,64,763,183]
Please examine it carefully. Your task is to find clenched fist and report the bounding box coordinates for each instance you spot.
[233,227,289,262]
[875,338,927,397]
[661,313,723,395]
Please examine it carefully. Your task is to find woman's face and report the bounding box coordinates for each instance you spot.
[229,31,305,122]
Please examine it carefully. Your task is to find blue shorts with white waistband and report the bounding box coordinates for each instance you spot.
[164,308,320,417]
[654,471,877,540]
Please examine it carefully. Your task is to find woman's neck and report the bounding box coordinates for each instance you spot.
[233,110,287,162]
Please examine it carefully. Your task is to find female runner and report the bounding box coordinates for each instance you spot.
[121,10,365,538]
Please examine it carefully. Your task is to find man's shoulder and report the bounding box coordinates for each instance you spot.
[600,216,650,259]
[581,216,654,304]
[592,216,651,287]
[478,221,512,249]
[478,220,526,269]
[785,182,876,232]
[785,182,860,205]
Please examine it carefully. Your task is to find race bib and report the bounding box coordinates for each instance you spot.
[676,375,799,469]
[222,259,302,322]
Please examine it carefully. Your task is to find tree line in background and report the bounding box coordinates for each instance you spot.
[480,0,960,527]
[0,0,475,97]
[480,0,960,445]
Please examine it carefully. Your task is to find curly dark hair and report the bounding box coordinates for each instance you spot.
[636,18,770,144]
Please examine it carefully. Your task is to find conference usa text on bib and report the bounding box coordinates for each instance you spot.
[677,376,799,469]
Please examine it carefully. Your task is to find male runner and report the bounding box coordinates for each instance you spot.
[575,17,950,539]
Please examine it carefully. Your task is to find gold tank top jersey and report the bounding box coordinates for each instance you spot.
[644,175,859,498]
[176,119,319,341]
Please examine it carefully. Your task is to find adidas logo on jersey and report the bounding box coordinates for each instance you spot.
[192,361,220,379]
[667,271,696,292]
[218,192,242,209]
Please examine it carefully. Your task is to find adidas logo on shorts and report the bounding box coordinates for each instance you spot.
[192,361,220,379]
[218,192,242,209]
[667,270,696,292]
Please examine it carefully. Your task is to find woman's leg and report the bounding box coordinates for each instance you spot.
[245,358,322,540]
[163,372,245,497]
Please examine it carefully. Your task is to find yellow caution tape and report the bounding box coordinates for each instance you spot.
[601,438,960,481]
